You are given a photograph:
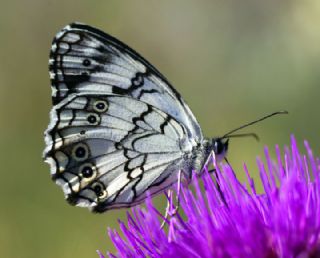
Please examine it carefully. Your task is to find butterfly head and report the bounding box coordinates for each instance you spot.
[211,138,229,162]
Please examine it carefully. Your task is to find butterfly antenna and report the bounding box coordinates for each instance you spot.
[222,111,288,139]
[225,132,260,141]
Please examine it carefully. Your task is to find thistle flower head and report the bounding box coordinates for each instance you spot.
[101,136,320,258]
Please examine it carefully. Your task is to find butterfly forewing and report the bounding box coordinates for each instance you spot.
[49,23,202,142]
[45,23,204,212]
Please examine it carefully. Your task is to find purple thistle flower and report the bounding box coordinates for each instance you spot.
[100,136,320,258]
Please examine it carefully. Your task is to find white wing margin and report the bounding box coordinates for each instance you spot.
[44,94,194,212]
[49,22,203,143]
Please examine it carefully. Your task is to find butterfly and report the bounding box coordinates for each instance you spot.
[44,23,284,213]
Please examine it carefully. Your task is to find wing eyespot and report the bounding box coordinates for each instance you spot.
[93,100,108,113]
[87,113,100,125]
[72,143,89,161]
[82,59,91,67]
[79,163,96,180]
[92,182,108,199]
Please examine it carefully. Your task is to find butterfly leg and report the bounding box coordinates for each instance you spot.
[160,189,173,229]
[205,151,228,206]
[208,167,228,207]
[172,168,183,215]
[160,169,183,229]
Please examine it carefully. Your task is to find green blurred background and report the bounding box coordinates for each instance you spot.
[1,0,319,257]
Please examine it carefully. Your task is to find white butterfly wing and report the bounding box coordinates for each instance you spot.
[49,23,203,142]
[45,94,193,211]
[45,23,204,211]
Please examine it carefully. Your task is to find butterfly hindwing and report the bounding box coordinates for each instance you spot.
[44,94,193,211]
[49,22,203,142]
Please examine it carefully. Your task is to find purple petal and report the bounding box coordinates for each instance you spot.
[102,136,320,258]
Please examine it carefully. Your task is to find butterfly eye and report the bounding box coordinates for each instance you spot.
[72,143,89,161]
[79,163,96,179]
[87,113,100,125]
[92,182,107,199]
[93,100,108,113]
[82,59,91,67]
[214,141,222,154]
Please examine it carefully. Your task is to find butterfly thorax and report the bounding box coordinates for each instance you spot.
[188,138,229,177]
